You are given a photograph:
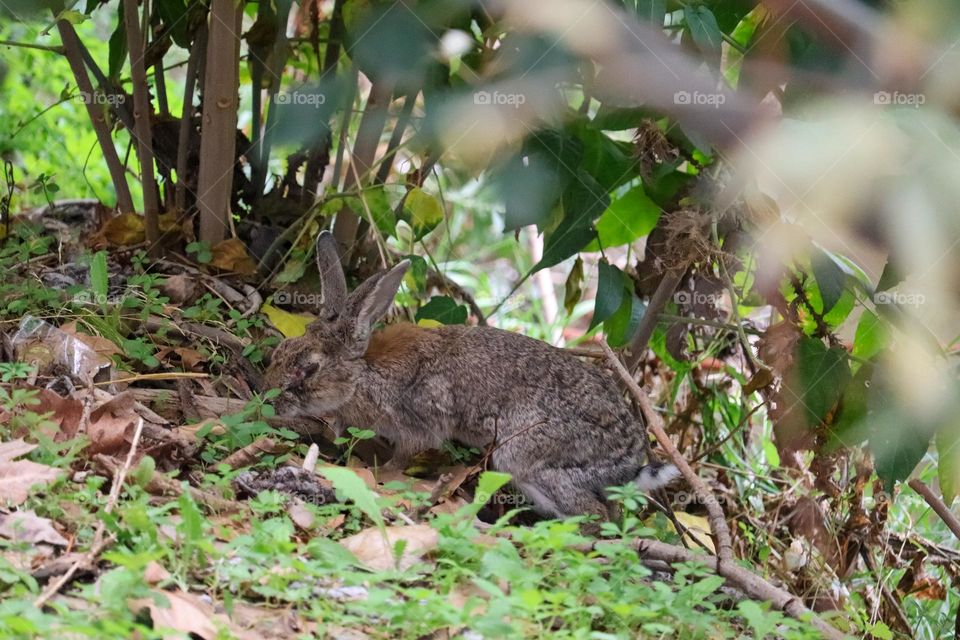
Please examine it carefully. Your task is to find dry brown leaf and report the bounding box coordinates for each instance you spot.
[670,512,716,554]
[87,394,136,455]
[0,440,63,505]
[60,322,123,359]
[210,238,258,275]
[339,524,439,571]
[0,510,67,546]
[32,390,84,440]
[101,212,146,246]
[160,273,198,305]
[143,561,172,585]
[287,501,315,531]
[227,602,318,639]
[131,589,233,640]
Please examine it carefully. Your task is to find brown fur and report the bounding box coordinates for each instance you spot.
[263,232,680,519]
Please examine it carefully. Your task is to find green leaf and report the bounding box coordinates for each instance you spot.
[811,249,846,314]
[593,184,661,249]
[589,260,625,331]
[155,0,189,48]
[474,471,512,507]
[563,257,584,316]
[56,9,88,24]
[576,125,637,191]
[684,6,723,64]
[937,425,960,505]
[532,172,607,272]
[415,295,468,325]
[605,291,645,347]
[362,187,395,236]
[876,259,902,292]
[852,310,888,362]
[319,466,385,531]
[108,6,127,81]
[403,188,444,239]
[90,250,109,303]
[793,337,851,426]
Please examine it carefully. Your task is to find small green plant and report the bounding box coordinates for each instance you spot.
[186,241,213,264]
[182,293,223,323]
[0,362,35,382]
[121,336,159,368]
[334,426,376,463]
[196,390,296,462]
[28,172,59,208]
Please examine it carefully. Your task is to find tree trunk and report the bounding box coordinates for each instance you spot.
[196,0,243,244]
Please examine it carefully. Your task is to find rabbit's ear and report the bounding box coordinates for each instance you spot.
[315,231,347,318]
[344,260,410,355]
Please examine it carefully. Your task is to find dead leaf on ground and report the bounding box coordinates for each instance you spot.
[0,510,68,546]
[130,589,235,640]
[339,524,439,571]
[155,347,206,371]
[144,561,172,585]
[228,602,318,639]
[670,512,716,554]
[88,393,137,455]
[98,212,145,246]
[210,238,258,276]
[32,389,84,440]
[160,273,198,305]
[60,321,123,360]
[0,440,63,505]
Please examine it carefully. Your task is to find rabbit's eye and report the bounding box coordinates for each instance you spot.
[302,362,320,378]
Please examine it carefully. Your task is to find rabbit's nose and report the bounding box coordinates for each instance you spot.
[285,362,320,391]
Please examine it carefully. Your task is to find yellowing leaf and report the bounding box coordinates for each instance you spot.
[209,238,258,275]
[670,511,716,554]
[262,303,314,338]
[102,212,145,246]
[416,318,443,328]
[404,187,444,237]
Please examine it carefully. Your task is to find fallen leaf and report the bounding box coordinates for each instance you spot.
[0,510,67,546]
[60,322,123,359]
[0,440,63,505]
[160,273,198,305]
[87,393,136,455]
[156,347,205,371]
[144,561,172,585]
[261,303,314,338]
[32,390,84,440]
[670,512,716,554]
[131,590,233,640]
[339,524,439,571]
[287,501,315,531]
[101,212,146,246]
[210,238,258,275]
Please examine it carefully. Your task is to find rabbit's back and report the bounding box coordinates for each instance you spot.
[363,324,650,492]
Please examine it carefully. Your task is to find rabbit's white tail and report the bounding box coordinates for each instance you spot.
[634,462,681,492]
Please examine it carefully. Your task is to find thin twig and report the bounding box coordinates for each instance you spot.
[600,340,734,566]
[908,479,960,541]
[625,269,686,373]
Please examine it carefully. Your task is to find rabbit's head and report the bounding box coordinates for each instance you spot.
[264,232,409,417]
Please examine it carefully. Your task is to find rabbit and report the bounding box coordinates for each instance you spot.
[263,231,680,519]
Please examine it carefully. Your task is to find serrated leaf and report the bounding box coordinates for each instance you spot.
[90,250,109,302]
[261,303,314,338]
[404,188,444,238]
[319,466,385,531]
[414,295,467,325]
[590,260,625,331]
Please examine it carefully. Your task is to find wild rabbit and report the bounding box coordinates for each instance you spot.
[264,232,679,519]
